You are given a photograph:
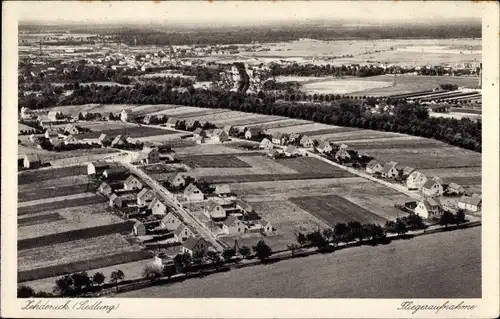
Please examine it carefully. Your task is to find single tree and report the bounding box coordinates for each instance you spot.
[173,252,192,273]
[347,221,365,242]
[394,218,408,236]
[306,230,328,249]
[455,210,466,226]
[296,232,308,246]
[222,248,236,262]
[53,274,74,297]
[110,269,125,289]
[92,272,106,286]
[71,271,91,292]
[163,264,177,279]
[239,245,251,259]
[18,285,35,298]
[206,250,224,270]
[252,240,273,262]
[439,211,455,228]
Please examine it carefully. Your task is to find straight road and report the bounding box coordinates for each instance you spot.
[120,161,226,252]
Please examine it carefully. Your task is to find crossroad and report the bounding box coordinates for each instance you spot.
[120,161,226,252]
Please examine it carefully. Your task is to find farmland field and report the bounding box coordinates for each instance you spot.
[120,226,481,298]
[18,213,64,227]
[276,157,348,174]
[290,195,387,226]
[178,154,255,168]
[18,183,90,202]
[18,234,136,271]
[18,165,86,185]
[77,126,177,139]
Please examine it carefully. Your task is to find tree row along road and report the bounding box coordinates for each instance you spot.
[120,161,226,252]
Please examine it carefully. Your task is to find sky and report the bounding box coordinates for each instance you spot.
[13,1,484,26]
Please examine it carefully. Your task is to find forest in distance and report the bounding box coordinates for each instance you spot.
[19,20,481,45]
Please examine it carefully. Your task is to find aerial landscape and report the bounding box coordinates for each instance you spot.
[15,2,483,300]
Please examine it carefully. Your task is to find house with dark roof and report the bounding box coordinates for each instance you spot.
[422,179,444,197]
[212,129,230,143]
[245,127,263,140]
[381,161,399,179]
[23,154,41,169]
[335,149,351,161]
[234,199,253,214]
[366,160,383,174]
[222,216,246,235]
[174,224,194,242]
[288,133,302,144]
[204,200,228,220]
[123,175,144,191]
[166,173,186,189]
[182,236,210,256]
[103,167,129,180]
[402,166,415,178]
[98,133,112,147]
[109,193,136,208]
[98,182,114,196]
[140,146,160,164]
[184,183,204,202]
[458,195,482,212]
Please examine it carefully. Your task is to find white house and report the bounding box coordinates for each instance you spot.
[316,141,333,154]
[259,138,274,151]
[244,127,263,140]
[214,184,231,197]
[222,216,246,235]
[166,173,186,189]
[406,171,428,190]
[415,198,442,219]
[271,132,288,145]
[123,175,144,191]
[422,179,444,197]
[446,182,465,195]
[183,183,204,202]
[300,136,315,148]
[120,109,130,122]
[64,124,80,135]
[204,200,227,220]
[140,147,160,164]
[136,188,155,206]
[381,161,399,179]
[366,160,383,174]
[458,195,481,212]
[211,129,230,143]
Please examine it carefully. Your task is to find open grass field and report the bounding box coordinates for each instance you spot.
[179,154,255,168]
[18,183,90,202]
[18,212,64,227]
[290,195,387,226]
[18,234,136,272]
[120,226,481,298]
[19,200,108,217]
[275,157,349,174]
[303,78,392,95]
[18,165,86,185]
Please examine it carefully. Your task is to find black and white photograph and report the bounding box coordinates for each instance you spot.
[2,1,499,318]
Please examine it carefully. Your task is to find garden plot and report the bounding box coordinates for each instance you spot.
[171,109,232,120]
[312,129,404,143]
[192,172,355,184]
[179,110,243,123]
[180,154,254,168]
[18,209,123,240]
[236,156,299,174]
[418,167,482,179]
[347,138,445,150]
[77,126,176,139]
[18,196,107,216]
[76,121,136,131]
[18,184,90,202]
[127,105,173,116]
[290,195,387,226]
[48,152,123,167]
[18,213,65,227]
[218,115,285,127]
[18,234,136,272]
[18,192,98,209]
[18,165,87,185]
[301,127,361,136]
[173,144,254,156]
[276,157,347,174]
[303,79,392,95]
[18,174,89,192]
[212,113,276,126]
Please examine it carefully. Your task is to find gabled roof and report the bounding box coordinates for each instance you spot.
[212,129,227,137]
[317,140,331,149]
[174,223,189,236]
[366,160,380,169]
[205,200,222,213]
[459,195,482,206]
[142,146,158,155]
[223,215,239,227]
[246,127,263,135]
[45,128,58,135]
[24,154,41,162]
[272,132,287,139]
[235,199,252,212]
[300,135,313,142]
[403,166,415,175]
[423,179,438,189]
[289,133,301,140]
[448,182,463,190]
[223,125,233,131]
[426,197,441,207]
[109,193,118,202]
[184,183,202,195]
[98,133,110,141]
[90,161,109,168]
[382,161,398,173]
[193,128,205,136]
[182,236,208,251]
[166,173,185,183]
[166,117,179,124]
[124,175,141,185]
[215,184,231,194]
[137,188,155,201]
